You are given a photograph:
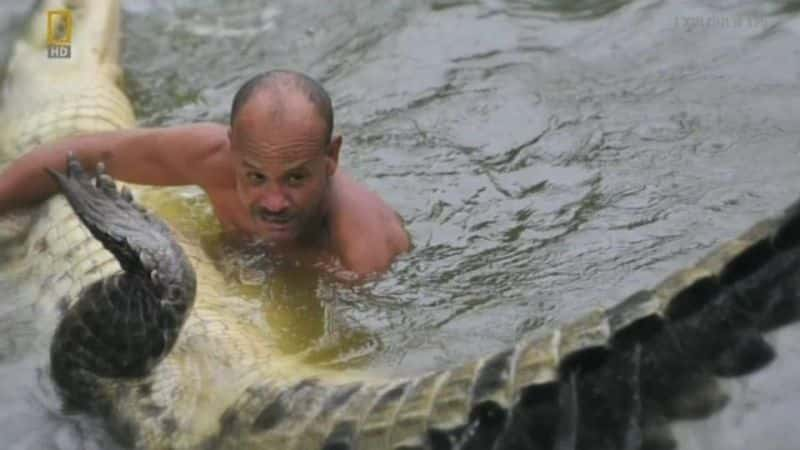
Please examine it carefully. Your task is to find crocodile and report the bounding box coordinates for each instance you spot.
[2,1,800,450]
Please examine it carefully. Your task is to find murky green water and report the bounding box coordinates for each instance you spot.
[2,0,800,448]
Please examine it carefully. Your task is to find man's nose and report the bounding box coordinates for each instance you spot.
[258,189,290,213]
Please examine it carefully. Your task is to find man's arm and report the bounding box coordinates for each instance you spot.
[0,123,229,215]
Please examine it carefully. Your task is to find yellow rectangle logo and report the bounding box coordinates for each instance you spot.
[47,10,72,46]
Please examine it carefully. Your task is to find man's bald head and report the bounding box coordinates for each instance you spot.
[229,70,334,144]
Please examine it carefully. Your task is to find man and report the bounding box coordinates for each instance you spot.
[0,70,411,280]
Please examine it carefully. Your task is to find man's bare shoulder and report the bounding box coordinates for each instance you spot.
[329,171,411,276]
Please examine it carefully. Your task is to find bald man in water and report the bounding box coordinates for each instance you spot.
[0,70,411,279]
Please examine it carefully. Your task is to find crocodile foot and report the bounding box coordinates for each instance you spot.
[47,154,197,409]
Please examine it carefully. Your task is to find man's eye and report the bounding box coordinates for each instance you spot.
[287,173,307,185]
[246,172,265,184]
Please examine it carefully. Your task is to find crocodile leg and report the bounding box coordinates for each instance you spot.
[47,154,197,409]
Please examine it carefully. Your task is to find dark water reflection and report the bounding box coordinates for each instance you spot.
[2,0,800,448]
[503,0,633,18]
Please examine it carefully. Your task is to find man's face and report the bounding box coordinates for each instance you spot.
[228,95,340,247]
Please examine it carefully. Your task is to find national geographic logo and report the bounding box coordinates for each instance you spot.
[47,10,72,59]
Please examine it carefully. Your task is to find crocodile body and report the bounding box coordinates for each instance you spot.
[2,2,800,450]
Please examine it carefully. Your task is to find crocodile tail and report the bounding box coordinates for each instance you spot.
[439,199,799,450]
[212,195,800,450]
[46,154,197,409]
[438,203,799,450]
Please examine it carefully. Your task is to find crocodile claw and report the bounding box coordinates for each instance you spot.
[47,153,126,219]
[97,165,119,197]
[120,185,134,203]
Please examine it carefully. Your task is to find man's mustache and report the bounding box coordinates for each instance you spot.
[251,207,293,223]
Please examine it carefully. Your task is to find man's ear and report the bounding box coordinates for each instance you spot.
[326,135,342,175]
